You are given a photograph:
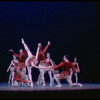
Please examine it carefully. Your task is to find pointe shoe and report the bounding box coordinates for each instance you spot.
[77,83,83,87]
[42,84,46,87]
[36,82,39,86]
[55,84,62,87]
[27,84,31,87]
[21,38,24,44]
[30,84,33,87]
[50,83,52,86]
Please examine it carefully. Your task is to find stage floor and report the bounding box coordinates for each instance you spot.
[0,82,100,91]
[0,82,100,99]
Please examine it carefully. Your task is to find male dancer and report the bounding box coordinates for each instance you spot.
[70,57,80,83]
[9,47,27,74]
[36,41,51,86]
[51,55,82,87]
[7,55,19,86]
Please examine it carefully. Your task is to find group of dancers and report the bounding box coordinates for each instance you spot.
[6,38,82,87]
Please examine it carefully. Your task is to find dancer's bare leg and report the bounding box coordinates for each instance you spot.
[11,72,14,86]
[52,70,59,85]
[41,69,45,86]
[66,76,78,87]
[22,38,33,87]
[36,73,41,86]
[54,74,62,87]
[52,74,55,85]
[8,74,11,85]
[75,73,78,83]
[22,38,33,58]
[70,69,73,80]
[27,66,33,87]
[48,71,53,86]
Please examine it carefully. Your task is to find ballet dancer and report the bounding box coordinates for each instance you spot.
[37,52,54,86]
[21,38,50,87]
[13,68,32,87]
[51,55,82,87]
[36,41,51,86]
[70,57,80,83]
[7,55,19,86]
[9,47,27,75]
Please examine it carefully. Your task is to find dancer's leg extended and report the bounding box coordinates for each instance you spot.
[75,73,78,83]
[22,38,33,57]
[54,74,62,87]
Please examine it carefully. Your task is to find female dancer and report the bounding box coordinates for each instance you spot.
[13,68,32,87]
[7,55,19,86]
[37,52,54,86]
[36,41,50,86]
[70,57,80,83]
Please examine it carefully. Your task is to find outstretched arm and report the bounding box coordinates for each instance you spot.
[42,41,51,54]
[31,62,51,69]
[52,62,64,69]
[9,49,19,58]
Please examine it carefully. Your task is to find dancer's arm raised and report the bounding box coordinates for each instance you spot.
[42,41,51,54]
[9,49,19,57]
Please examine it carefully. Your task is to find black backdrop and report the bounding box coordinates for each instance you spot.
[0,1,99,83]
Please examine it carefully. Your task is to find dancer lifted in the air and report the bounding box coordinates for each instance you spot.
[21,38,50,87]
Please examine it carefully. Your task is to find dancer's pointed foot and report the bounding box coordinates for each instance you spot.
[36,82,39,86]
[55,84,62,87]
[42,84,46,87]
[21,38,24,44]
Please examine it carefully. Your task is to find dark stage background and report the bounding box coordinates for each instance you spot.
[0,1,99,83]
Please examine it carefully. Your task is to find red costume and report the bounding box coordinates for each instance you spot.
[74,64,77,70]
[11,50,27,70]
[13,61,19,69]
[14,69,28,83]
[46,60,52,67]
[52,61,76,80]
[38,44,49,64]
